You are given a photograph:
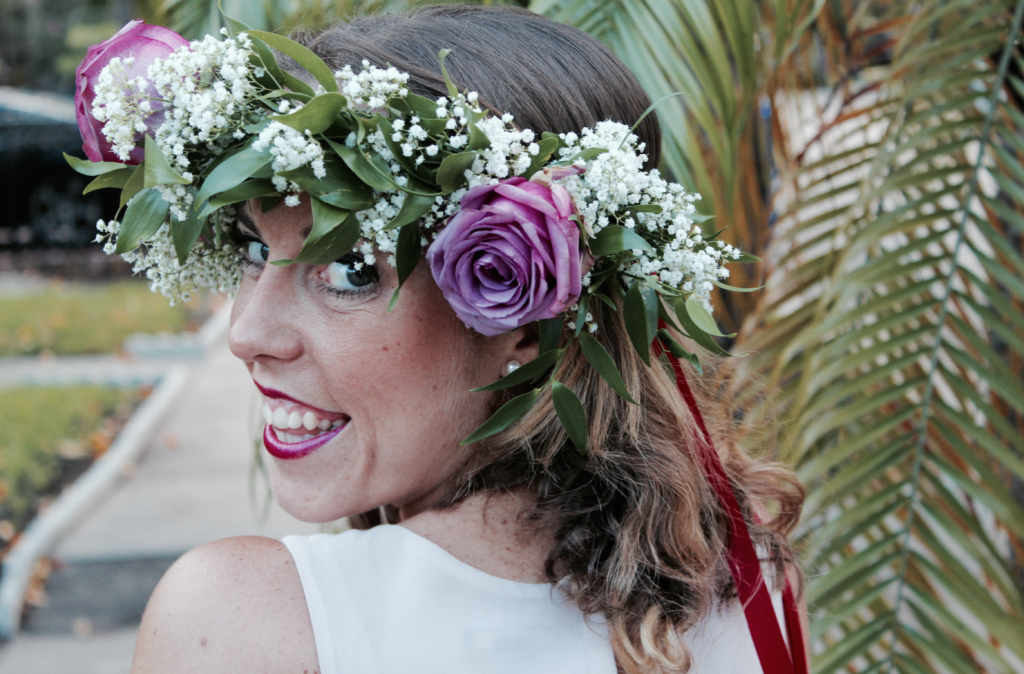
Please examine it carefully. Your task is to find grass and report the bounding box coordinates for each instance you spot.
[0,384,143,548]
[0,280,211,357]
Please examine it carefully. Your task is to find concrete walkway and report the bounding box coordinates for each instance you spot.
[0,331,323,673]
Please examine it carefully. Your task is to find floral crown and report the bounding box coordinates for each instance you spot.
[70,19,753,452]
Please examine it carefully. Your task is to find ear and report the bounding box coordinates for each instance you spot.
[492,322,541,370]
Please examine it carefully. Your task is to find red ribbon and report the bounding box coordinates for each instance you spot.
[654,322,807,674]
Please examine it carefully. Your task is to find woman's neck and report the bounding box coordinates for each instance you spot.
[397,489,556,584]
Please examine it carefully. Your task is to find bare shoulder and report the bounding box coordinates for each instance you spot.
[131,536,319,674]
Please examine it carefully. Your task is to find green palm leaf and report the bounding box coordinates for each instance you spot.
[735,1,1024,671]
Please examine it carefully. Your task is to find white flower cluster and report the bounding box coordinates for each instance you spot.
[253,121,326,202]
[555,121,737,302]
[336,61,410,110]
[95,214,241,304]
[90,55,151,161]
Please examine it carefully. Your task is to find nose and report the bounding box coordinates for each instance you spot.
[228,266,305,365]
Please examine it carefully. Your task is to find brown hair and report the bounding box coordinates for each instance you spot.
[285,6,803,672]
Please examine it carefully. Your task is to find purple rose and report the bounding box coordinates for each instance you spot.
[75,20,189,164]
[427,175,583,336]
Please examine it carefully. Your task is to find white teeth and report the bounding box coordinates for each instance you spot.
[272,407,288,429]
[287,411,303,429]
[318,419,331,431]
[285,433,301,443]
[302,434,313,440]
[262,404,272,424]
[332,420,344,428]
[302,412,318,431]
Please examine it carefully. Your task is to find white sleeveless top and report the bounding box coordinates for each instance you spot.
[282,525,786,674]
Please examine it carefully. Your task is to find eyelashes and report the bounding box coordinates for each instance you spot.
[238,238,380,301]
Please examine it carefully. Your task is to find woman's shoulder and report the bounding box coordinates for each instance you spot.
[131,536,318,674]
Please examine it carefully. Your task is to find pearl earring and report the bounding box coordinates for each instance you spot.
[505,360,521,376]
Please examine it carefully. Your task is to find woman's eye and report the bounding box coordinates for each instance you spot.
[324,259,378,291]
[246,240,269,263]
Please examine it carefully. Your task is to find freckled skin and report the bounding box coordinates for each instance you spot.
[227,196,535,523]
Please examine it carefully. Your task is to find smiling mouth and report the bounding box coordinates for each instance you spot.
[256,384,350,459]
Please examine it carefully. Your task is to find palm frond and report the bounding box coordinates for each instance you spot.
[736,1,1024,671]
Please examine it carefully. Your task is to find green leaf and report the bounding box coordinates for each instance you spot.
[624,282,657,365]
[473,349,560,391]
[552,381,588,455]
[82,167,134,194]
[395,223,421,288]
[63,153,127,176]
[115,187,169,254]
[538,318,563,353]
[589,225,655,257]
[568,147,607,163]
[674,298,731,357]
[292,211,360,265]
[325,138,397,192]
[143,135,190,188]
[245,30,338,94]
[308,197,348,242]
[522,136,562,179]
[383,194,435,231]
[270,93,346,135]
[119,163,146,210]
[276,153,374,211]
[171,199,206,266]
[437,49,459,98]
[578,332,638,405]
[573,293,591,338]
[460,389,540,445]
[195,141,271,208]
[437,152,477,194]
[468,122,491,151]
[199,179,278,218]
[684,294,733,337]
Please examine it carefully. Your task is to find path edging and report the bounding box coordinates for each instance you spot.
[0,304,231,640]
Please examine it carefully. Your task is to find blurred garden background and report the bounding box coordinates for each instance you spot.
[2,0,1024,673]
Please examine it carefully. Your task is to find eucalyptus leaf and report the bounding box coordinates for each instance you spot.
[460,389,540,445]
[277,153,373,210]
[578,332,638,404]
[589,225,655,257]
[574,294,591,338]
[326,138,397,192]
[171,199,206,266]
[143,136,190,188]
[674,298,731,357]
[437,152,477,194]
[473,349,560,391]
[383,194,435,231]
[624,282,655,365]
[522,136,562,179]
[199,179,279,218]
[115,187,169,254]
[292,212,360,265]
[246,30,338,94]
[539,318,563,353]
[552,382,589,455]
[270,93,346,135]
[261,196,281,213]
[119,163,146,210]
[308,198,348,242]
[395,223,422,288]
[468,123,491,151]
[684,294,734,338]
[437,49,460,98]
[195,142,271,208]
[64,153,127,176]
[83,167,134,194]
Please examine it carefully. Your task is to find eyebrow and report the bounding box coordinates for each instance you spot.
[235,209,261,237]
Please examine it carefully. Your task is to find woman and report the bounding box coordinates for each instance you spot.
[75,6,806,673]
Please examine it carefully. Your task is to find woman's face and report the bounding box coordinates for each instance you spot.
[228,196,530,522]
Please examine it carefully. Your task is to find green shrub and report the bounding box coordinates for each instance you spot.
[0,280,209,357]
[0,385,140,535]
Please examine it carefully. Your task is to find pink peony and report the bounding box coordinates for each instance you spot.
[74,20,188,164]
[427,175,583,336]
